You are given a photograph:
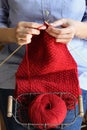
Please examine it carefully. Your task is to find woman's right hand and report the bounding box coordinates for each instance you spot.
[16,22,46,45]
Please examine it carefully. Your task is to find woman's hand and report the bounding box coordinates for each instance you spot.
[16,22,46,45]
[46,18,77,44]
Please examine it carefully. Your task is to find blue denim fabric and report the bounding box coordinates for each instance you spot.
[0,89,87,130]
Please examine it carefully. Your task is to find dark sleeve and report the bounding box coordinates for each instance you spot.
[0,0,9,27]
[82,0,87,21]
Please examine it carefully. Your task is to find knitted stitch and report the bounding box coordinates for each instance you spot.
[15,30,81,109]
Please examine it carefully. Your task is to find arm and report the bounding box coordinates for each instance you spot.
[74,21,87,39]
[46,1,87,43]
[0,28,16,43]
[0,0,17,43]
[0,0,17,44]
[76,0,87,39]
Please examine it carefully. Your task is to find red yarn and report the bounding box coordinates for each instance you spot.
[28,94,67,129]
[15,30,81,128]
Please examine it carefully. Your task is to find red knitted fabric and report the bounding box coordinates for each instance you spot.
[15,30,81,109]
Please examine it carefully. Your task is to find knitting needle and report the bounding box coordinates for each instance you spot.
[0,45,22,67]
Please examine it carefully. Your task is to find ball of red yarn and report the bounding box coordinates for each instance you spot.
[28,94,67,129]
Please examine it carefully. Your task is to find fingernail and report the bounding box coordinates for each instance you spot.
[50,23,53,26]
[39,26,46,30]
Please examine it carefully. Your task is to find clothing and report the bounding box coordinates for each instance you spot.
[0,0,87,90]
[0,1,87,130]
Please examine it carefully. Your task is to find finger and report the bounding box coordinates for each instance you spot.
[56,33,74,39]
[58,26,75,34]
[24,28,40,35]
[16,33,32,38]
[56,38,72,44]
[18,22,46,30]
[16,34,32,45]
[26,34,33,42]
[16,34,32,41]
[46,28,60,38]
[16,27,30,36]
[17,38,31,45]
[46,26,75,35]
[17,29,40,36]
[50,19,67,27]
[16,27,40,35]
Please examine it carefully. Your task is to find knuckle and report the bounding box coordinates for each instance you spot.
[29,23,33,28]
[58,30,62,34]
[70,33,74,38]
[16,28,20,33]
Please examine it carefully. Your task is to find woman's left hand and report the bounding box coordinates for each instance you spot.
[46,18,77,44]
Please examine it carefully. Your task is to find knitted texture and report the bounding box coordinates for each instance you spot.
[28,94,67,129]
[15,30,81,109]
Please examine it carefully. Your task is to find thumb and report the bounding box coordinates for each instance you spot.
[50,19,67,27]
